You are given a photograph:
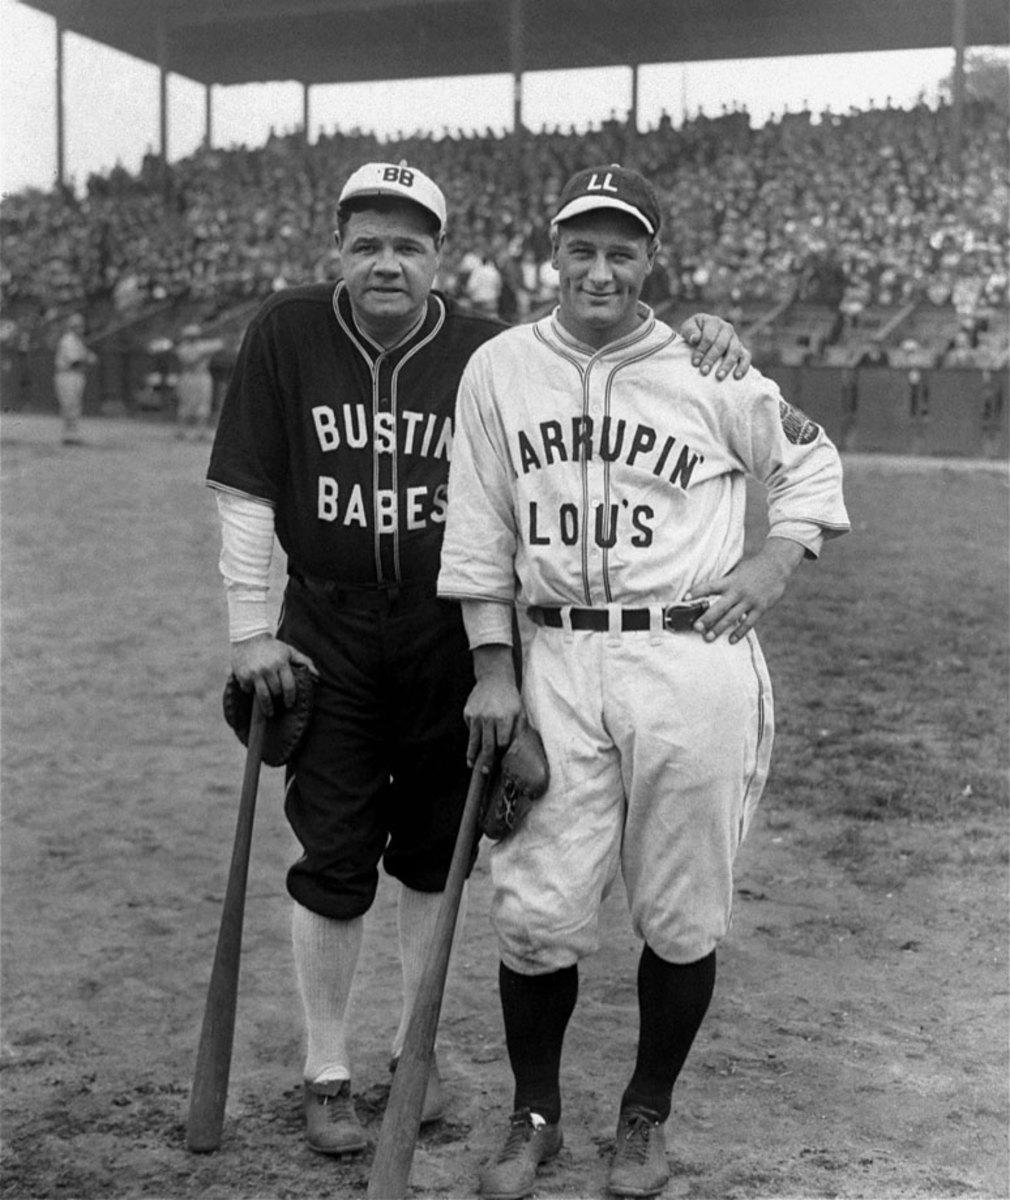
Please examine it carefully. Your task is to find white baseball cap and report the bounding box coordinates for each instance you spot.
[338,161,447,232]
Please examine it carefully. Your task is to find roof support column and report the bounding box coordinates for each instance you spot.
[951,0,966,176]
[629,63,639,133]
[55,17,65,190]
[156,13,168,163]
[303,82,311,143]
[204,83,213,149]
[510,0,525,175]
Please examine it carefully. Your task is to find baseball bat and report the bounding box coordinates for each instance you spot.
[366,759,488,1199]
[186,701,267,1153]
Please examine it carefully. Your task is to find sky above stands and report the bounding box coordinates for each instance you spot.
[0,0,986,197]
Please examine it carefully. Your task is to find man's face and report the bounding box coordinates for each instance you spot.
[336,202,442,336]
[552,211,657,347]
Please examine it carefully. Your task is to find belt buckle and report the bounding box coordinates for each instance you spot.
[661,600,707,633]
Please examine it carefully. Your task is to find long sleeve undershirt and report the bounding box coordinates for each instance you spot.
[461,599,513,649]
[214,489,276,642]
[218,486,512,649]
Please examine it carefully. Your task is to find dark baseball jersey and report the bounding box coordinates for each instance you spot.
[207,281,504,585]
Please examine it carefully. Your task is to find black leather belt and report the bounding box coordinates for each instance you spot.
[527,602,708,633]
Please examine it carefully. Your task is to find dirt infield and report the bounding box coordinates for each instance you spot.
[2,413,1007,1200]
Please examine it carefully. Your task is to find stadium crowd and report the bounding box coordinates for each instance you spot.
[2,95,1007,367]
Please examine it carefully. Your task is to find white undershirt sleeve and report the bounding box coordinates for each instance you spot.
[214,489,276,643]
[461,599,514,649]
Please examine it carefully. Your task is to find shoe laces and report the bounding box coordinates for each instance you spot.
[499,1108,544,1160]
[617,1109,658,1164]
[317,1081,354,1119]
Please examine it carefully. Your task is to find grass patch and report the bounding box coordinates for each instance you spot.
[748,462,1009,827]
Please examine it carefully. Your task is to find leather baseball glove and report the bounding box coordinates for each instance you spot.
[222,663,315,767]
[480,722,550,840]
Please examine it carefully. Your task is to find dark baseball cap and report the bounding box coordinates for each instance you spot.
[552,164,661,237]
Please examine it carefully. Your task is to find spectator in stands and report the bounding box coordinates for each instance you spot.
[890,337,937,369]
[640,250,674,307]
[514,248,537,317]
[2,95,1007,368]
[112,271,144,316]
[464,246,503,317]
[494,237,524,324]
[944,328,981,368]
[536,257,560,307]
[857,342,889,367]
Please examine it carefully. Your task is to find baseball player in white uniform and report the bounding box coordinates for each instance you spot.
[53,312,97,445]
[174,322,225,441]
[437,164,850,1199]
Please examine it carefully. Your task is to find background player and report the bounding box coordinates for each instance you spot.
[207,159,752,1158]
[174,322,225,442]
[438,164,850,1198]
[53,312,97,445]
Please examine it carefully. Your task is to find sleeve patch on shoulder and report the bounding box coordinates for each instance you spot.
[779,399,820,445]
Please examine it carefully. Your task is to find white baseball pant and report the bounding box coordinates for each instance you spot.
[489,619,773,973]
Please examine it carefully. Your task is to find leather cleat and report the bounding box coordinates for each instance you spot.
[607,1106,670,1197]
[389,1052,447,1124]
[479,1107,563,1199]
[303,1078,368,1156]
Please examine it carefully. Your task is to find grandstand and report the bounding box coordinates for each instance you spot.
[1,5,1007,456]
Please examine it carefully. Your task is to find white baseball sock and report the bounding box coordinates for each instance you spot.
[392,881,469,1060]
[291,901,363,1084]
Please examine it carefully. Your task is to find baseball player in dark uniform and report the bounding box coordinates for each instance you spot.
[206,160,752,1157]
[438,165,850,1197]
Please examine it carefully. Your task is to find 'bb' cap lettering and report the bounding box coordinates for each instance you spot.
[338,161,447,232]
[552,164,661,236]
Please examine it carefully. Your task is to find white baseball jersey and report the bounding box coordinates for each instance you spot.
[438,309,850,610]
[438,306,850,971]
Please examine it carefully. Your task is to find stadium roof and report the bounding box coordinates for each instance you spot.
[20,0,1010,87]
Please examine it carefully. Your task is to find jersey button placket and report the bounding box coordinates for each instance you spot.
[598,361,622,605]
[577,364,595,605]
[584,364,611,606]
[374,359,398,583]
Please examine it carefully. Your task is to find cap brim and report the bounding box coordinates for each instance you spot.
[552,195,655,235]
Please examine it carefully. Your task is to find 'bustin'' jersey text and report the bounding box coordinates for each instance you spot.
[207,282,502,585]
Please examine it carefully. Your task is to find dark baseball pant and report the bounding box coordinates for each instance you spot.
[277,573,476,920]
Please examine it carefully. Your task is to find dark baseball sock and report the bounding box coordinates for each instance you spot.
[620,945,717,1122]
[499,961,578,1125]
